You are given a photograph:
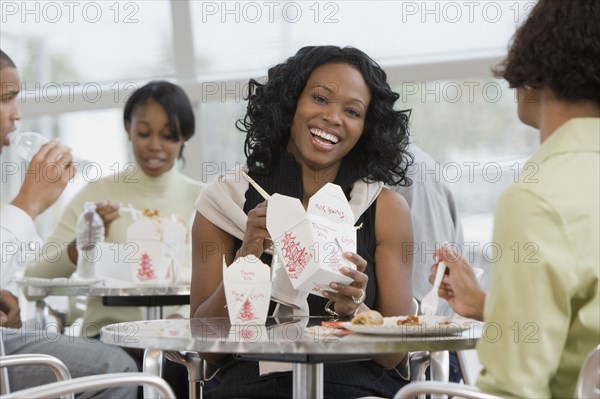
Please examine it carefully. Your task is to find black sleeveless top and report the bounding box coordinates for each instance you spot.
[212,154,410,399]
[235,152,378,314]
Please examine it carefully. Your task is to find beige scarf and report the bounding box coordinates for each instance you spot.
[195,165,384,311]
[195,164,384,374]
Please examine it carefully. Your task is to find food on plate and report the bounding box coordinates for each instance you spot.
[351,310,384,325]
[397,315,423,326]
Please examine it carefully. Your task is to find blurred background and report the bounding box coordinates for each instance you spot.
[1,0,540,287]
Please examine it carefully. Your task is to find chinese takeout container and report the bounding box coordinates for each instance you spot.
[266,183,356,297]
[95,213,188,285]
[223,255,272,325]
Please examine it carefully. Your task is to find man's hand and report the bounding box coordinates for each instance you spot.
[429,245,486,321]
[10,140,75,219]
[0,289,22,328]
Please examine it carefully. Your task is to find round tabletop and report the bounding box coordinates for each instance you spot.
[100,317,483,355]
[22,280,190,297]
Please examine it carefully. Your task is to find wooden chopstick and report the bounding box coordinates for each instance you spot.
[241,170,271,200]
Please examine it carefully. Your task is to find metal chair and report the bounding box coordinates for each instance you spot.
[145,348,220,399]
[1,339,173,399]
[0,354,73,399]
[395,345,600,399]
[0,372,176,399]
[393,381,502,399]
[1,338,72,398]
[406,298,428,382]
[576,345,600,399]
[407,298,451,384]
[456,349,482,385]
[0,337,10,395]
[164,350,221,399]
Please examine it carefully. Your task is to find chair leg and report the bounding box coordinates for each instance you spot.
[143,349,164,399]
[430,351,450,399]
[409,351,431,399]
[1,338,10,395]
[164,351,205,399]
[410,351,431,381]
[184,352,203,399]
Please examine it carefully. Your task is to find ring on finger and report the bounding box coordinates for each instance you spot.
[351,289,366,304]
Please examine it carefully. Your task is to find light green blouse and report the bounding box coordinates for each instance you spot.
[477,118,600,398]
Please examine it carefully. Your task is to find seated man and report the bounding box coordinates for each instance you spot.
[0,49,138,397]
[430,1,599,397]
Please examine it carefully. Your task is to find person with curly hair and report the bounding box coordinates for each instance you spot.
[192,45,414,398]
[429,1,599,397]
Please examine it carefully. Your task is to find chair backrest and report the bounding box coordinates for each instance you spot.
[457,349,483,385]
[410,298,418,316]
[0,337,9,395]
[576,345,600,399]
[0,353,73,399]
[394,381,503,399]
[0,372,176,399]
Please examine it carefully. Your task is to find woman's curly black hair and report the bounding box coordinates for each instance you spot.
[237,45,413,186]
[493,0,600,104]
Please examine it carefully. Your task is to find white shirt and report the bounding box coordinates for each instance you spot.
[0,205,41,294]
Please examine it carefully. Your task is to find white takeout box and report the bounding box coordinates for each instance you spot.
[223,255,272,325]
[95,215,188,285]
[266,183,357,297]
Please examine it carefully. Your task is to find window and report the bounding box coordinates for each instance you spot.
[190,1,531,75]
[1,1,174,83]
[395,77,538,282]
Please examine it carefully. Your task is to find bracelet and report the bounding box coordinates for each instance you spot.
[324,299,358,319]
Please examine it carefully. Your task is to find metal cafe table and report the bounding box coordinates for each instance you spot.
[101,317,483,399]
[24,279,190,320]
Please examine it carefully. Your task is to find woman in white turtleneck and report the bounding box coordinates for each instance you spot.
[25,81,203,335]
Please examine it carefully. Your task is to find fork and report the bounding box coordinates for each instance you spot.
[420,261,447,316]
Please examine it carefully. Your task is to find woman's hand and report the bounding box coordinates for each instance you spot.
[429,245,486,321]
[323,252,369,316]
[95,201,120,238]
[67,200,120,264]
[237,201,271,259]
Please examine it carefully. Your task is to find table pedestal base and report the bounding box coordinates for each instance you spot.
[293,363,323,399]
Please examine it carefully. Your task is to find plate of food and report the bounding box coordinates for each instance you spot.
[340,310,471,336]
[20,277,103,288]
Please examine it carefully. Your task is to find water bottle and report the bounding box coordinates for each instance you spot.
[7,131,87,165]
[75,202,105,279]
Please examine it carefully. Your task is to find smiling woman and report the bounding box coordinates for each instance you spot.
[287,63,371,174]
[192,45,415,399]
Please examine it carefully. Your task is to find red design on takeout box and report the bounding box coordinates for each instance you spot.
[281,231,311,279]
[266,183,357,297]
[137,253,156,281]
[223,255,272,325]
